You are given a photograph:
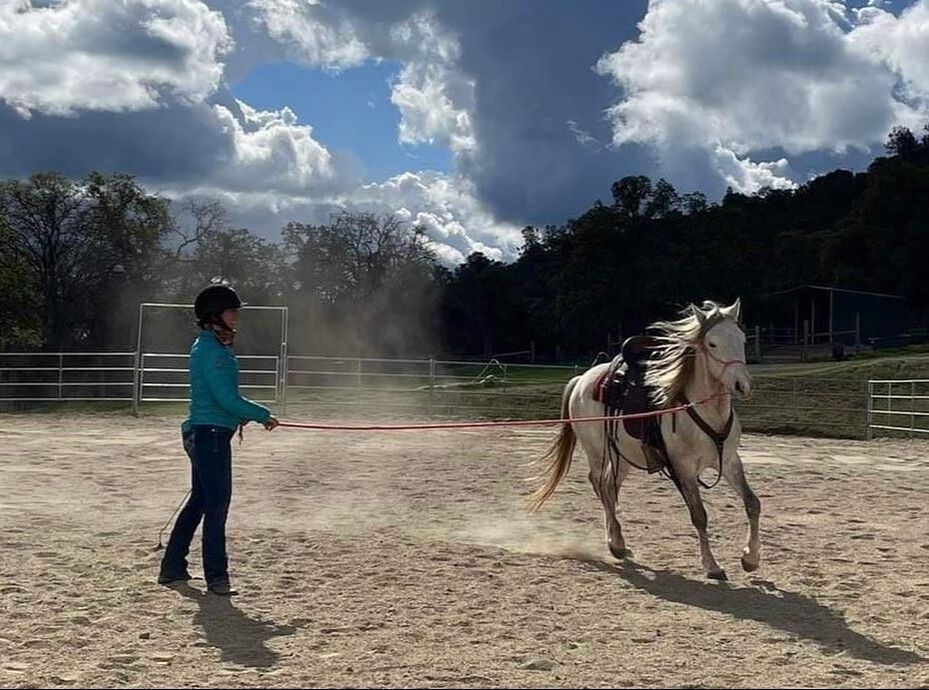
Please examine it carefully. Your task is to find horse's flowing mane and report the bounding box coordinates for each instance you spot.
[644,300,731,407]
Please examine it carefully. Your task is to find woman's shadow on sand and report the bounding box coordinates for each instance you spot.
[169,583,301,668]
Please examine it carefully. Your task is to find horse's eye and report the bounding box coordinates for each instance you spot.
[709,342,717,348]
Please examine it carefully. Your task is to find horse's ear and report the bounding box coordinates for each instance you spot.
[691,303,708,330]
[722,297,742,323]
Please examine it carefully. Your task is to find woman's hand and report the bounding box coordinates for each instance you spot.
[264,416,279,431]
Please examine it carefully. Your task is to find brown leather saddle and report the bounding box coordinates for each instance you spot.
[593,335,668,472]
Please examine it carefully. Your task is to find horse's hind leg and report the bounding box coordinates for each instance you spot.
[723,452,761,572]
[676,474,726,580]
[588,452,629,560]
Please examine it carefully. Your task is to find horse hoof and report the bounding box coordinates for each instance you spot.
[608,543,627,560]
[741,555,759,572]
[707,569,728,581]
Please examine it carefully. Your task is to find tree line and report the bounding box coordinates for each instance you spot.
[2,124,928,361]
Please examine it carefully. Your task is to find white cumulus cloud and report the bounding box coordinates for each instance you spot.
[210,98,344,195]
[388,11,476,154]
[244,0,368,70]
[712,145,796,193]
[596,0,929,193]
[0,0,231,117]
[852,0,929,99]
[353,171,521,263]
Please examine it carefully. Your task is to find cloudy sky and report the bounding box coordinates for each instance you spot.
[0,0,926,263]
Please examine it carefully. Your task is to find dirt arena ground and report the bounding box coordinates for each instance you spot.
[2,412,929,688]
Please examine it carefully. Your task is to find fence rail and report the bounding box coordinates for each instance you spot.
[867,379,929,439]
[0,352,136,402]
[2,351,923,442]
[138,353,279,405]
[0,352,578,417]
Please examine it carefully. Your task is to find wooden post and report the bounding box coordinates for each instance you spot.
[911,380,916,438]
[133,303,144,416]
[811,295,816,345]
[855,312,861,355]
[866,380,873,441]
[829,288,835,345]
[427,358,435,417]
[802,320,810,361]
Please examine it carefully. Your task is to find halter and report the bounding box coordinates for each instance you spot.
[698,312,748,381]
[700,341,746,378]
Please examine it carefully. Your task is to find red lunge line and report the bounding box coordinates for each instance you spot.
[277,393,722,432]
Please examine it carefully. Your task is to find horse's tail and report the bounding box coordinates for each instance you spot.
[529,375,580,511]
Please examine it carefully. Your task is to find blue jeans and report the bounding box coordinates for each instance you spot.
[160,426,234,587]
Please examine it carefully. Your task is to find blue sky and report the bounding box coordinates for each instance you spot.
[231,61,453,181]
[0,0,927,264]
[850,0,915,9]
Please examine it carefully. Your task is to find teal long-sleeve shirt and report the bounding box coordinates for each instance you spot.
[181,329,271,433]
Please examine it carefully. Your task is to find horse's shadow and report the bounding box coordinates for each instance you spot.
[575,557,923,666]
[170,583,298,668]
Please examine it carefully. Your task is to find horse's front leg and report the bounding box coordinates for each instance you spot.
[723,452,761,572]
[675,473,726,580]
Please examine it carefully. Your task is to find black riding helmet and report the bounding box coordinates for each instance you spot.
[194,285,245,330]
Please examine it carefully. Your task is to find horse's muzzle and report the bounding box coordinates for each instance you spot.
[733,376,752,400]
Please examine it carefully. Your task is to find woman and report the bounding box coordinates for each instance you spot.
[158,284,278,596]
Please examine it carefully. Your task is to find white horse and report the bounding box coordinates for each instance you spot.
[530,299,760,580]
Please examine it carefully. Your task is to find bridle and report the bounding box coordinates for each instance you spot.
[701,341,747,380]
[698,317,749,383]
